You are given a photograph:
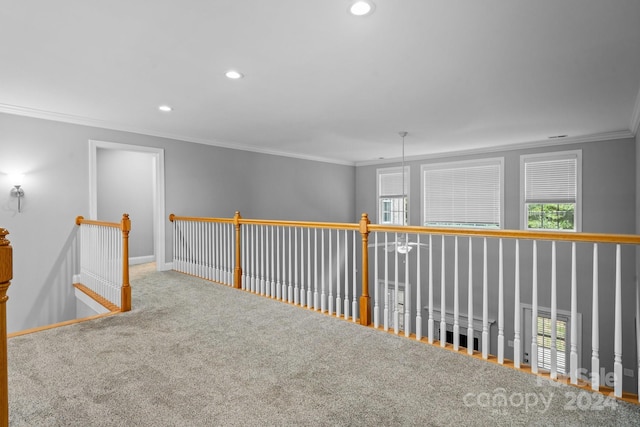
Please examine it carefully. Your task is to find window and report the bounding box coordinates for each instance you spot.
[521,150,581,231]
[377,166,409,225]
[537,315,567,374]
[421,158,503,229]
[522,305,581,376]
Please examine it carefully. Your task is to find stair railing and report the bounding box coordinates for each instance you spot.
[170,211,640,402]
[75,214,131,312]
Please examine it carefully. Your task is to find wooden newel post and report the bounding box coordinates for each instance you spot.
[1,228,13,427]
[233,211,242,289]
[359,213,371,326]
[120,214,131,312]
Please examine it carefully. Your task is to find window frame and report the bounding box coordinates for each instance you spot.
[376,166,410,225]
[520,150,582,232]
[420,157,504,229]
[521,304,581,376]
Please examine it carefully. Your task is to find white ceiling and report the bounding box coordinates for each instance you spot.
[1,1,640,165]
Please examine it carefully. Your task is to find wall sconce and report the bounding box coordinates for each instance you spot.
[9,174,25,213]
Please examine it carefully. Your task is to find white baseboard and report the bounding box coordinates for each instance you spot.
[159,261,173,271]
[129,255,155,265]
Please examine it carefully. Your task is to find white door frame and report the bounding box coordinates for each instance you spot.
[89,140,168,271]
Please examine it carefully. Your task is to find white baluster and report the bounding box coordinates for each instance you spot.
[205,223,211,281]
[244,224,249,289]
[266,226,271,297]
[229,223,234,285]
[498,239,504,365]
[271,226,276,297]
[215,222,219,282]
[336,229,341,317]
[294,228,299,304]
[282,228,287,300]
[288,227,292,302]
[352,231,357,322]
[307,228,312,309]
[467,237,473,356]
[198,222,204,279]
[253,225,258,292]
[221,222,225,283]
[260,226,265,295]
[328,229,333,315]
[314,228,319,310]
[591,243,599,390]
[374,232,379,328]
[276,227,281,299]
[211,222,216,281]
[428,234,434,344]
[482,237,489,360]
[321,229,326,312]
[404,233,411,338]
[614,244,622,398]
[344,230,349,319]
[570,242,578,384]
[202,222,211,280]
[514,240,521,368]
[550,241,558,380]
[441,235,446,348]
[394,233,399,334]
[384,232,389,331]
[301,227,306,306]
[226,224,236,286]
[531,240,539,374]
[454,236,459,351]
[416,234,422,341]
[241,222,246,289]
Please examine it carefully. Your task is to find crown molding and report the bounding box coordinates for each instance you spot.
[1,103,633,168]
[0,103,354,166]
[355,130,635,167]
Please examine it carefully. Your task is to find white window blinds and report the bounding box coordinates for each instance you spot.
[379,168,408,196]
[422,159,502,228]
[524,155,577,204]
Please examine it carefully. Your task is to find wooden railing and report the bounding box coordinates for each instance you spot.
[75,214,131,312]
[1,228,13,427]
[170,212,640,401]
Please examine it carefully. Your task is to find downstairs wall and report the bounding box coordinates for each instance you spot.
[0,112,356,333]
[356,137,637,390]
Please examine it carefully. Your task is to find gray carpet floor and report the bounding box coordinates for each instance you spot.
[7,263,640,426]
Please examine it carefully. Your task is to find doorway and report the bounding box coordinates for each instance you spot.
[89,140,167,271]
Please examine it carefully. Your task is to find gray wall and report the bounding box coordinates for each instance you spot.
[97,148,154,258]
[356,137,637,389]
[0,112,355,333]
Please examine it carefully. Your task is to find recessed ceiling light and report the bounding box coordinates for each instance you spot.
[158,105,172,112]
[225,70,244,79]
[349,1,375,16]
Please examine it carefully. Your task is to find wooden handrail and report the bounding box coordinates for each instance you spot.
[0,228,13,427]
[75,216,121,228]
[172,213,640,245]
[367,223,640,245]
[169,214,234,224]
[170,213,359,231]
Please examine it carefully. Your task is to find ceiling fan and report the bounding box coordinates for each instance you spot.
[370,131,429,254]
